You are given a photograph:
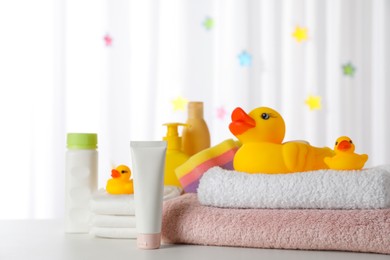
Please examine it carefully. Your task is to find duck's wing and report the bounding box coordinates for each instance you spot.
[282,142,310,172]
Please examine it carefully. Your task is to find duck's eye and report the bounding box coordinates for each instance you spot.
[349,140,353,144]
[335,142,338,146]
[121,170,127,174]
[261,113,270,120]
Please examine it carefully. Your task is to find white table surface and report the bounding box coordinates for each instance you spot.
[0,220,389,260]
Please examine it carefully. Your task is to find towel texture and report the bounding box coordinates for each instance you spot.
[175,139,239,193]
[90,227,137,239]
[198,166,390,209]
[90,190,135,216]
[92,215,136,228]
[162,194,390,254]
[90,186,182,215]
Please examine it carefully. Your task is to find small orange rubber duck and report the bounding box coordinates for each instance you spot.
[106,165,134,194]
[324,136,368,170]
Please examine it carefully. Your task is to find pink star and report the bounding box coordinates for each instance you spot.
[104,34,112,46]
[216,106,227,120]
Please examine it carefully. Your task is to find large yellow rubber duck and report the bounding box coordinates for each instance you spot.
[106,165,134,194]
[229,107,334,174]
[324,136,368,170]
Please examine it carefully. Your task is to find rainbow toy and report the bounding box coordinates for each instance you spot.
[175,139,240,193]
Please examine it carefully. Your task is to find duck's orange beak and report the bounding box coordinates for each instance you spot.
[111,169,121,178]
[337,140,351,151]
[229,107,256,136]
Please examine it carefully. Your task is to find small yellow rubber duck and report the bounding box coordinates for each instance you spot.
[106,165,134,194]
[324,136,368,170]
[229,107,334,174]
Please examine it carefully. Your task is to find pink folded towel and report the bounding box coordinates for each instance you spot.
[162,194,390,254]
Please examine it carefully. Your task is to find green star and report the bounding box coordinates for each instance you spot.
[342,62,356,77]
[203,17,214,30]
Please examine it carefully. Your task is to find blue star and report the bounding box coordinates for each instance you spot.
[238,51,252,67]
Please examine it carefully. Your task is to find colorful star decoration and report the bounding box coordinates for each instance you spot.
[342,62,356,77]
[292,26,308,42]
[104,34,113,46]
[171,96,188,111]
[238,51,252,67]
[216,106,227,120]
[305,95,322,111]
[203,17,214,30]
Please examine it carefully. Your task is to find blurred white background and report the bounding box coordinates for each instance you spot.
[0,0,389,219]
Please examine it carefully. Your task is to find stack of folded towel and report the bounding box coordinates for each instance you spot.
[162,166,390,254]
[90,186,182,239]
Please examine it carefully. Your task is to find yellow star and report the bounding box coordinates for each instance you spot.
[292,26,308,42]
[171,96,188,111]
[305,95,322,111]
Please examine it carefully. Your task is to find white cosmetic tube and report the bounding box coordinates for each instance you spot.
[130,141,167,249]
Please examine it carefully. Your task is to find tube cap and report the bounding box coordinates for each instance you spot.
[137,233,161,249]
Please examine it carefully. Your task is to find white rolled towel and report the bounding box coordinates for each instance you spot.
[197,165,390,209]
[92,215,136,228]
[90,227,137,239]
[90,186,182,215]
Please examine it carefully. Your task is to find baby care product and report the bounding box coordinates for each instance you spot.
[182,102,211,156]
[130,141,167,250]
[163,123,189,187]
[65,133,98,233]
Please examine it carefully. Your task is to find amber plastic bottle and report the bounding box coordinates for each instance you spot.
[182,102,211,156]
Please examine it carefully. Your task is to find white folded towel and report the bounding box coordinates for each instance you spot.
[198,166,390,209]
[90,190,135,216]
[90,227,137,239]
[90,186,183,215]
[92,215,136,228]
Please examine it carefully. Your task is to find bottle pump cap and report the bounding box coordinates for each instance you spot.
[67,133,98,149]
[163,123,187,150]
